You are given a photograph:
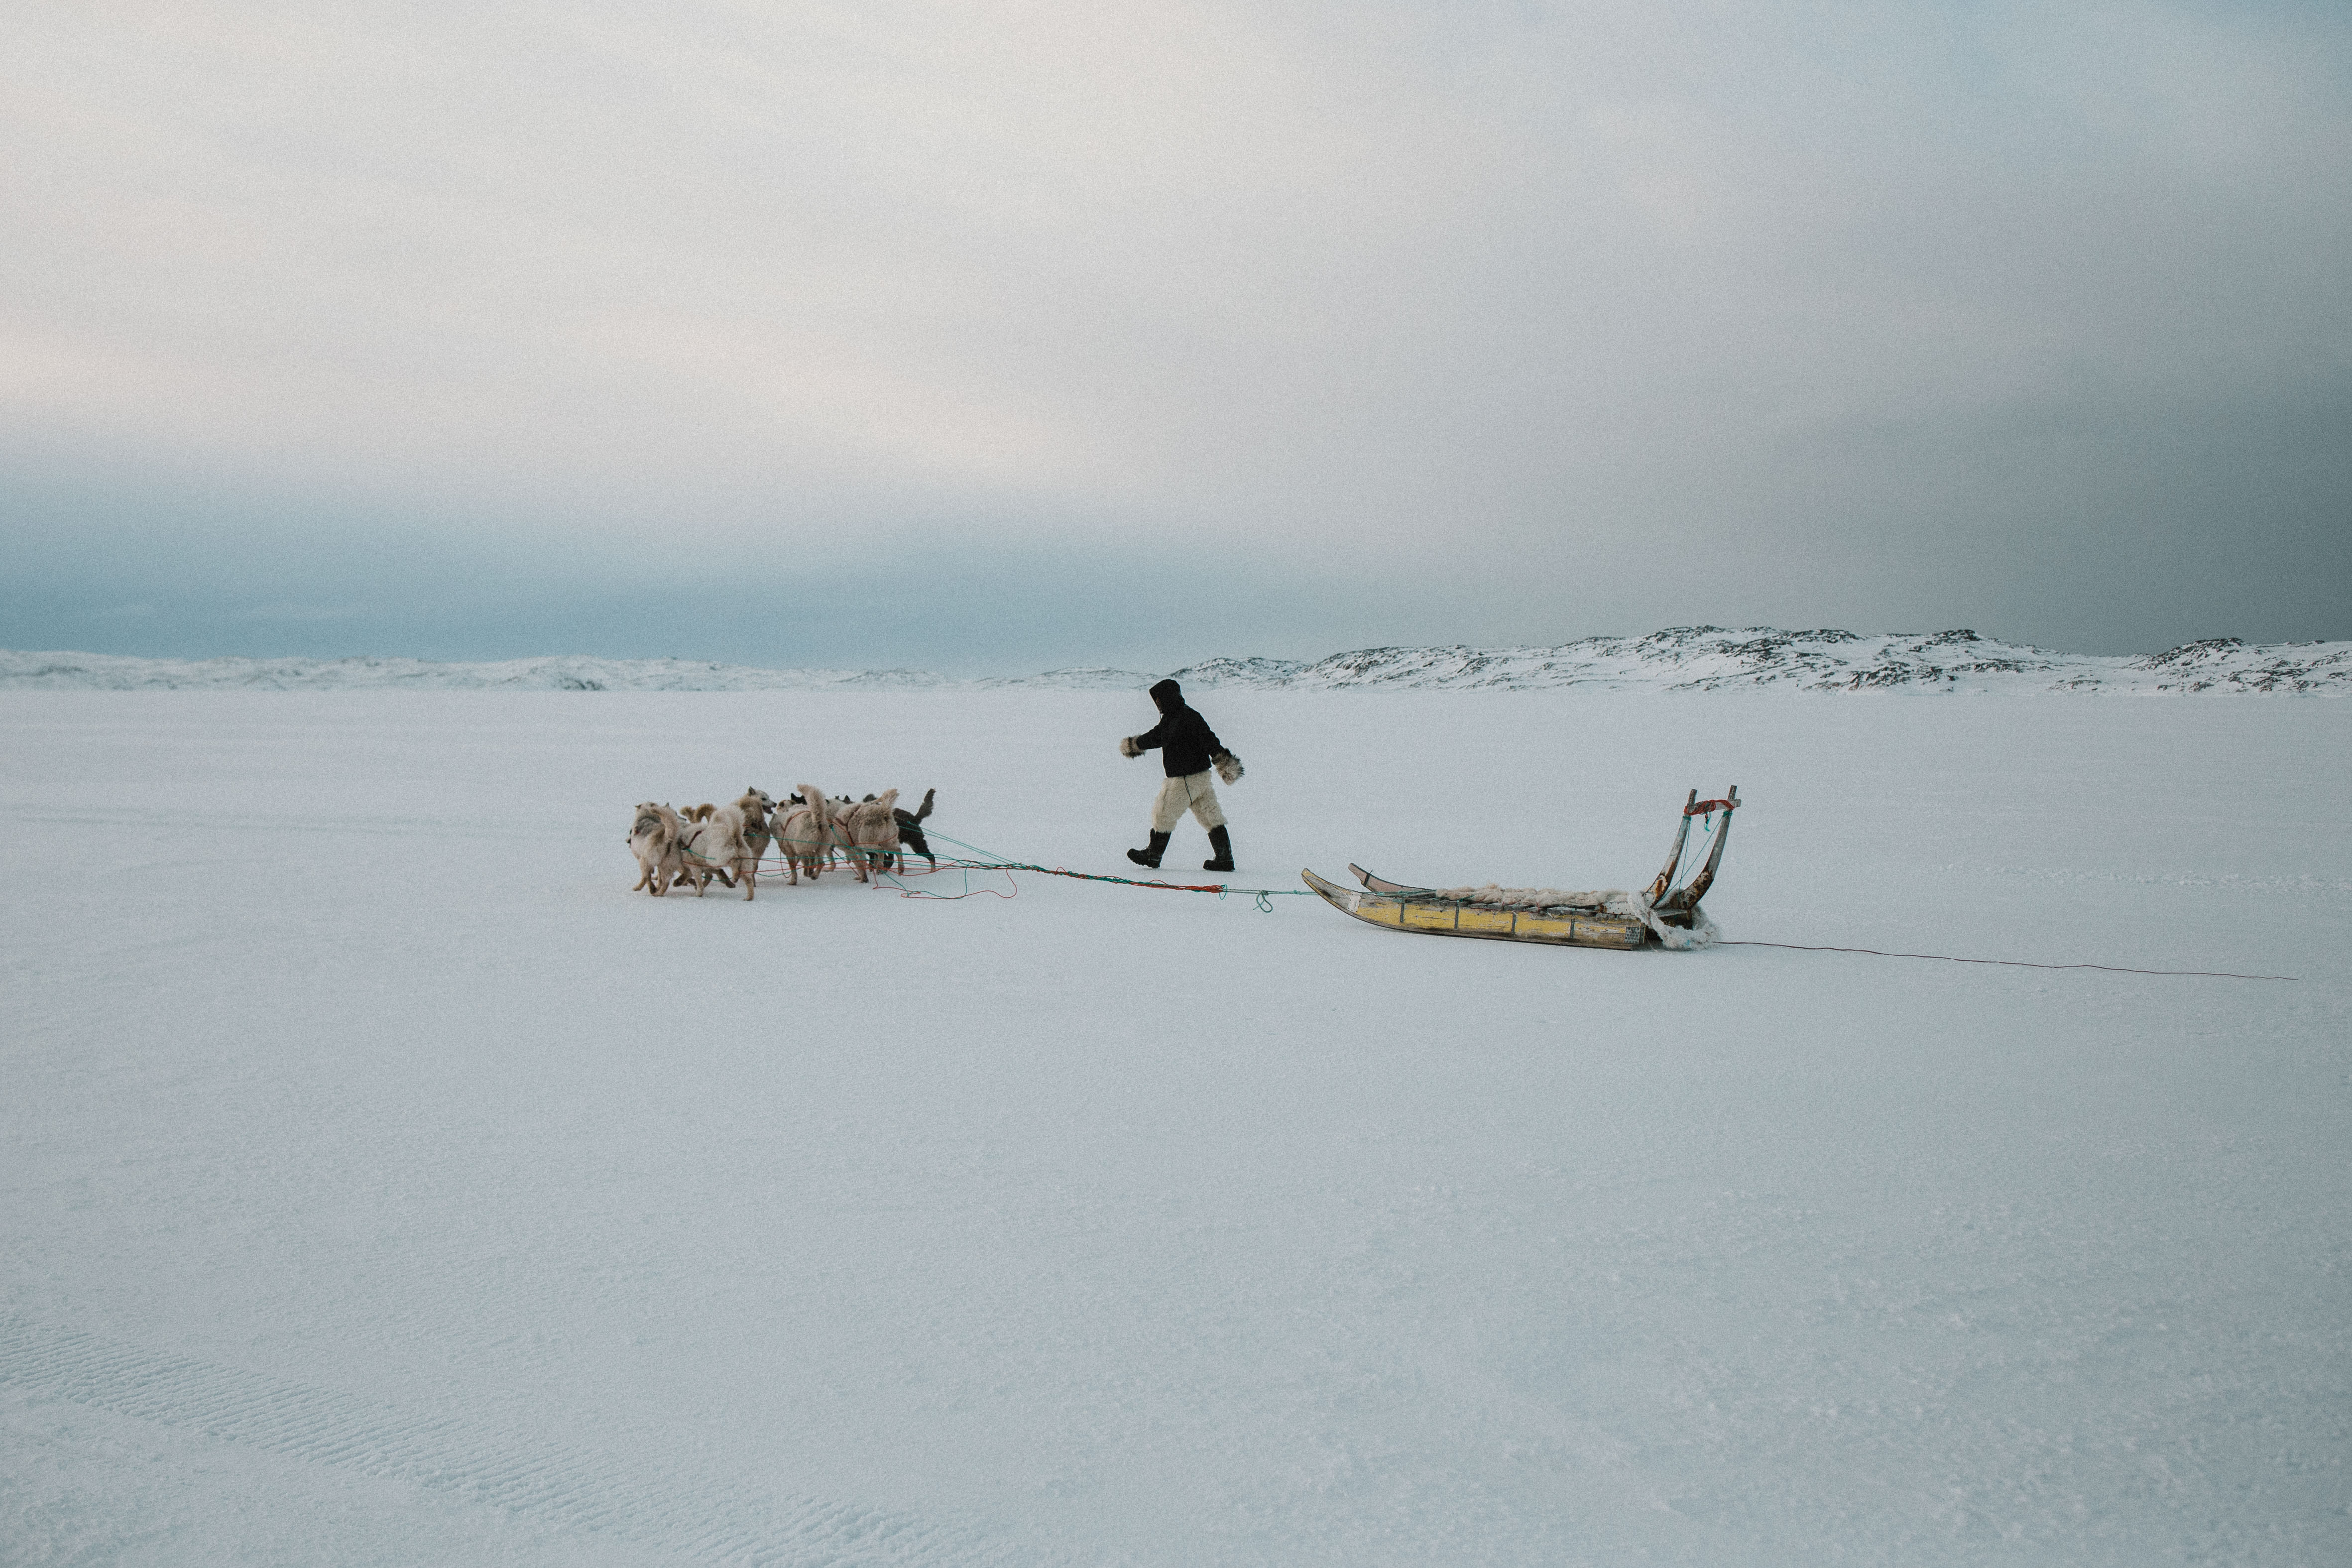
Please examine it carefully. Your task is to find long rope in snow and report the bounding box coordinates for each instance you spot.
[709,825,1312,912]
[692,818,2299,974]
[881,828,1313,913]
[1713,941,2298,981]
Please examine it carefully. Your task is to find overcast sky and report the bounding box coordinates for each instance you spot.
[4,0,2347,671]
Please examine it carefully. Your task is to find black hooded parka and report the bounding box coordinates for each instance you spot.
[1132,679,1226,778]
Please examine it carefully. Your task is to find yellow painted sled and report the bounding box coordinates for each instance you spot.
[1302,787,1739,951]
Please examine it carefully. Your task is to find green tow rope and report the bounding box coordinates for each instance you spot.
[879,828,1313,913]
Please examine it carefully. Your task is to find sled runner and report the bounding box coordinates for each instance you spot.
[1302,787,1739,951]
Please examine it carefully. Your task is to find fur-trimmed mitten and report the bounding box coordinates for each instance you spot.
[1213,751,1244,785]
[1119,735,1145,759]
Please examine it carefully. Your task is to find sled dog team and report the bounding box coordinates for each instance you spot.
[628,786,937,899]
[628,678,1244,898]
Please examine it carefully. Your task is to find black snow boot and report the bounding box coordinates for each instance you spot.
[1127,830,1171,869]
[1202,825,1234,873]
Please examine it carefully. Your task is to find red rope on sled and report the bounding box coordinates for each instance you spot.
[888,863,1022,902]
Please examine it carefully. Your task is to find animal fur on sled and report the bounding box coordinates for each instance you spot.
[1434,884,1641,917]
[1432,883,1719,949]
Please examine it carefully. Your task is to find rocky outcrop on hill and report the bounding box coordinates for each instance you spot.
[1167,629,2351,694]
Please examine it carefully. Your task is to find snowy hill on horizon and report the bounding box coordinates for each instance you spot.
[3,627,2347,694]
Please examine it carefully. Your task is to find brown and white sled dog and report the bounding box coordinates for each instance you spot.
[681,805,737,888]
[677,795,762,898]
[832,789,901,882]
[845,789,937,872]
[628,801,684,895]
[738,786,776,865]
[775,784,834,884]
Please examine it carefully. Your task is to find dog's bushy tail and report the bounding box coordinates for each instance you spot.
[913,787,935,823]
[860,790,900,874]
[789,784,827,856]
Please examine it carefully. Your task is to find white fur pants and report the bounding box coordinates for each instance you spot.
[1150,770,1227,833]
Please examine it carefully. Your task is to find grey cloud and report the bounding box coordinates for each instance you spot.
[0,0,2345,662]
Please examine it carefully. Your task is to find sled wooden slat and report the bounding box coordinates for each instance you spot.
[1456,906,1519,938]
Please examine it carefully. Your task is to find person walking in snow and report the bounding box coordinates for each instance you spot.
[1120,678,1244,872]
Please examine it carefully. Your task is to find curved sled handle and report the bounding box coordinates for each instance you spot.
[1645,790,1700,903]
[1659,786,1738,916]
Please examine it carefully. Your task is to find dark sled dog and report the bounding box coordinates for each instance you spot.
[860,787,936,871]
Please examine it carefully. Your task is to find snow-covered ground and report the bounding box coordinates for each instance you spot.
[7,627,2350,693]
[4,688,2347,1566]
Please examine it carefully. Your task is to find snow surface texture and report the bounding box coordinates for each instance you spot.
[4,688,2348,1566]
[5,627,2350,693]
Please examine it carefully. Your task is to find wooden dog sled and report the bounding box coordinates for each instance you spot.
[1302,787,1739,951]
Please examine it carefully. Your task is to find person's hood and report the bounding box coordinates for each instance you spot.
[1148,678,1182,715]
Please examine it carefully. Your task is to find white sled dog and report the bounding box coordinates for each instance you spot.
[832,789,901,882]
[675,805,716,890]
[845,789,936,872]
[677,794,762,899]
[739,786,776,866]
[775,784,835,884]
[628,802,684,895]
